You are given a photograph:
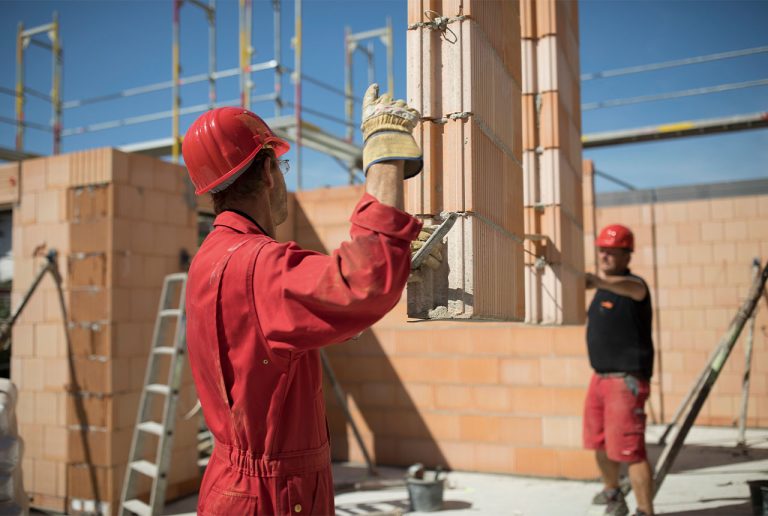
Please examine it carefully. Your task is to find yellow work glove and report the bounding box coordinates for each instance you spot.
[410,225,443,271]
[361,83,423,178]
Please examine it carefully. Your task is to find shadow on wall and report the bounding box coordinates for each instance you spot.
[292,200,449,470]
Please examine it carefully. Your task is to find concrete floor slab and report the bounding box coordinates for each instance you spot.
[160,425,768,516]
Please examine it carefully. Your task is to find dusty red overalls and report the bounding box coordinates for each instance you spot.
[186,194,420,515]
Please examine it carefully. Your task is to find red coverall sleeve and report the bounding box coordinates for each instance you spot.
[253,193,422,351]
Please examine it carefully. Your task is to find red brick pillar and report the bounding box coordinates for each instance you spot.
[521,0,585,324]
[406,0,525,320]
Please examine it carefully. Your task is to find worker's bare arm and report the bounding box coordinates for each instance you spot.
[365,161,405,210]
[586,272,647,301]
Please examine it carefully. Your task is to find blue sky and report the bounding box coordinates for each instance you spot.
[1,0,766,193]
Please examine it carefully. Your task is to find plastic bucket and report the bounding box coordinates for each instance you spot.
[747,480,768,516]
[406,477,445,512]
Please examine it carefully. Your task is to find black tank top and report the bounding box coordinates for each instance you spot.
[586,270,654,379]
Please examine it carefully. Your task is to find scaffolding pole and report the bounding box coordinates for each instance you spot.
[51,12,62,155]
[172,0,181,162]
[294,0,303,190]
[273,0,282,116]
[239,0,253,109]
[15,16,61,155]
[207,0,216,109]
[15,22,23,151]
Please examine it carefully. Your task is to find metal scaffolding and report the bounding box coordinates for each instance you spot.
[2,0,368,189]
[343,19,393,184]
[14,13,62,155]
[582,112,768,148]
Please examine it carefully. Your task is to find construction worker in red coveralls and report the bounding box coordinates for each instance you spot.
[584,224,655,516]
[181,84,439,515]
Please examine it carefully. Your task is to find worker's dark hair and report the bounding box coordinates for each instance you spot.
[211,149,274,215]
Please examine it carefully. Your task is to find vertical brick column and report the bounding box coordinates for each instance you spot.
[11,149,200,515]
[520,0,585,324]
[406,0,525,320]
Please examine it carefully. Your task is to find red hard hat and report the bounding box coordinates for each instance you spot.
[596,224,634,252]
[182,107,290,194]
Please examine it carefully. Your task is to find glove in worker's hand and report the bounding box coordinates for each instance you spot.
[410,225,443,271]
[361,83,423,178]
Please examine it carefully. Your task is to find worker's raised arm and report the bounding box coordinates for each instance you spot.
[586,272,648,302]
[255,83,424,351]
[361,83,422,210]
[254,195,421,351]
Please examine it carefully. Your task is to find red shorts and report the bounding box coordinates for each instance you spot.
[583,373,649,463]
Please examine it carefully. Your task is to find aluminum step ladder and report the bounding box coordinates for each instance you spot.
[119,273,188,516]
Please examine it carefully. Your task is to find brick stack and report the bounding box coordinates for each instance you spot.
[520,0,585,324]
[11,149,200,515]
[405,0,525,320]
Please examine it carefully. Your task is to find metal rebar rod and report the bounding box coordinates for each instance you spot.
[582,78,768,111]
[582,45,768,81]
[736,258,761,447]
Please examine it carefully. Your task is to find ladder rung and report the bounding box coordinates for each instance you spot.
[130,460,158,479]
[159,308,181,318]
[152,346,176,355]
[146,384,171,396]
[122,499,151,516]
[137,421,164,436]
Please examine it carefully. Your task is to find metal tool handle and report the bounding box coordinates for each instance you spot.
[411,212,458,270]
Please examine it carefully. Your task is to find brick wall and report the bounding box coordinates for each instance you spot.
[280,173,768,480]
[283,185,597,479]
[590,179,768,427]
[11,149,200,515]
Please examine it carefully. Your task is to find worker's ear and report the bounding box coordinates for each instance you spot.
[262,156,276,189]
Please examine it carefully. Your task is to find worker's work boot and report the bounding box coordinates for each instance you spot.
[604,490,629,516]
[592,488,618,504]
[592,478,631,504]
